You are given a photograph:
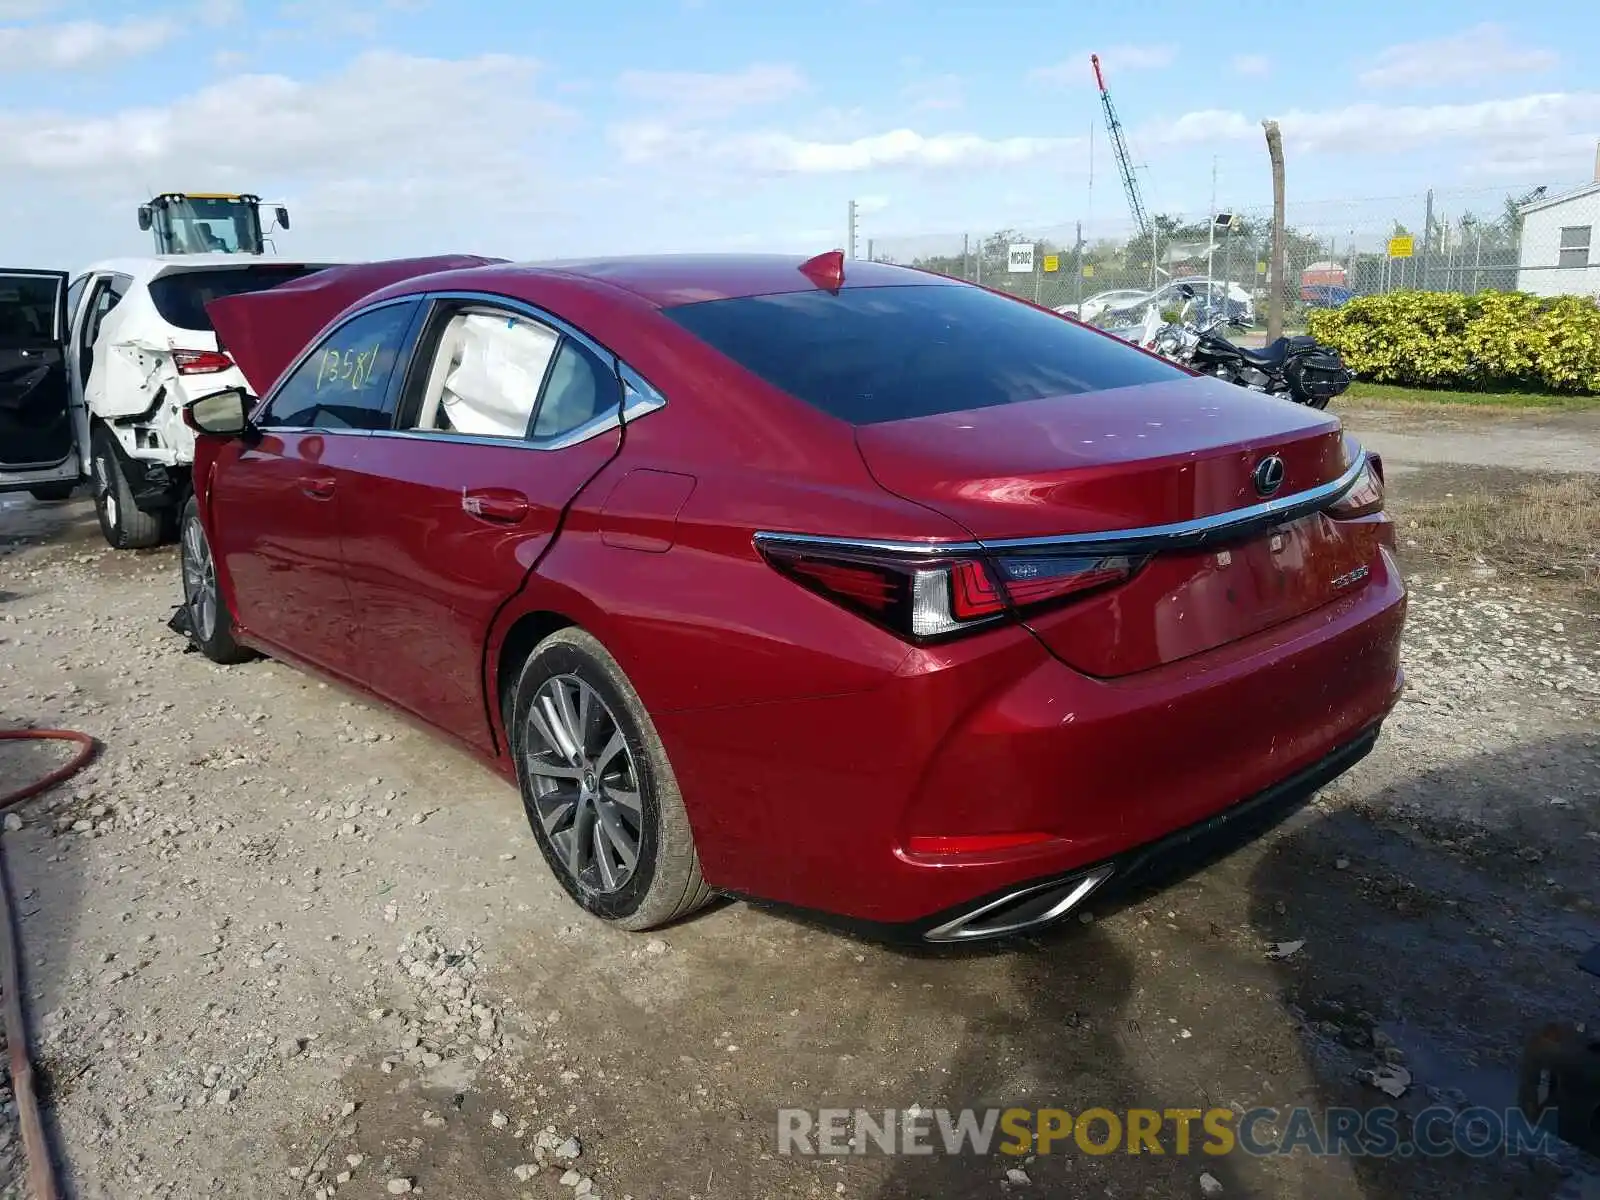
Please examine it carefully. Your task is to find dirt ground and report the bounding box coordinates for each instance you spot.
[1,404,1598,1200]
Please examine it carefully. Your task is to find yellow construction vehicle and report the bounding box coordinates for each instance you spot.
[136,192,291,256]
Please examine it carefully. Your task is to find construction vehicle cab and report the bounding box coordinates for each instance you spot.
[136,193,290,256]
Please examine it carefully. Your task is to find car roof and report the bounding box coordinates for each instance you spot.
[442,254,957,309]
[206,253,961,397]
[77,255,340,285]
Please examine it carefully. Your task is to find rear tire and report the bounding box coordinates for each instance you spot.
[90,427,163,550]
[28,482,76,502]
[510,628,712,931]
[178,494,253,665]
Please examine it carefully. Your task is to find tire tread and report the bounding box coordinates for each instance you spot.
[515,627,712,931]
[92,426,163,550]
[179,495,254,665]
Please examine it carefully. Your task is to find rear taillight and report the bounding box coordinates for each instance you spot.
[1326,455,1384,519]
[757,540,1141,641]
[173,348,234,375]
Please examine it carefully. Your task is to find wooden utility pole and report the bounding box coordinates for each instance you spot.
[1262,119,1286,341]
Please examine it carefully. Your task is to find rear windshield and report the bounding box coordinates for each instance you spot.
[663,283,1185,424]
[147,265,328,332]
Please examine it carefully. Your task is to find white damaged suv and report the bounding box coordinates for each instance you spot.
[0,256,334,547]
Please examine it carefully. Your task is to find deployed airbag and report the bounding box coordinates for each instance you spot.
[436,313,556,439]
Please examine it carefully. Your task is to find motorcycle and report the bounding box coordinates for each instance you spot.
[1149,285,1356,410]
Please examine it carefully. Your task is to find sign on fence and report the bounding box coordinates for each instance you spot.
[1006,243,1034,273]
[1082,263,1095,278]
[1387,236,1414,259]
[1042,254,1059,273]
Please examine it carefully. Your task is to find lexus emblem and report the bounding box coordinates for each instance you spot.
[1252,455,1286,497]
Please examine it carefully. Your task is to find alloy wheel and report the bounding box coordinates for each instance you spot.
[523,674,643,895]
[181,518,218,642]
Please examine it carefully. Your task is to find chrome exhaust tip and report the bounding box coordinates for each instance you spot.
[922,866,1115,943]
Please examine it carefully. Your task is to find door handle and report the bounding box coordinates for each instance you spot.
[299,475,336,500]
[461,487,528,525]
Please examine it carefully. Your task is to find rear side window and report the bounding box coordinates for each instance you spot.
[534,338,617,439]
[147,265,328,332]
[663,283,1184,424]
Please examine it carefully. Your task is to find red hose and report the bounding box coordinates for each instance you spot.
[0,729,97,807]
[0,727,98,1200]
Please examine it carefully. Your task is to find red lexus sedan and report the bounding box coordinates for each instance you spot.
[177,252,1405,942]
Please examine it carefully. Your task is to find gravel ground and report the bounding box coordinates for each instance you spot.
[1,412,1598,1200]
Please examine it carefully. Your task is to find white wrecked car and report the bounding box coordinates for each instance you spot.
[0,256,335,547]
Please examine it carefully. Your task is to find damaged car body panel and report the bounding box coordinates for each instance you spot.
[88,259,340,464]
[0,254,356,545]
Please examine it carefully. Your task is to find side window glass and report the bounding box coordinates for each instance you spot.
[65,276,87,329]
[408,310,558,438]
[259,303,416,432]
[83,278,125,348]
[533,337,619,440]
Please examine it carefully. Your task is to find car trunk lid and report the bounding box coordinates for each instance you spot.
[854,377,1377,676]
[204,255,507,396]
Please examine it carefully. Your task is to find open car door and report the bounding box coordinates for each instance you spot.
[0,268,79,495]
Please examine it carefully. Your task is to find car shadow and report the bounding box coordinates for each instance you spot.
[850,789,1337,1199]
[1246,731,1600,1198]
[859,730,1600,1198]
[860,926,1271,1199]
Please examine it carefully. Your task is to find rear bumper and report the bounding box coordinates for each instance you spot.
[658,548,1406,932]
[771,722,1382,944]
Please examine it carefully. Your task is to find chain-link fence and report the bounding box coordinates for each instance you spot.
[864,183,1569,332]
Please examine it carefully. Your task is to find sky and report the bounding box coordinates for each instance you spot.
[2,0,1597,269]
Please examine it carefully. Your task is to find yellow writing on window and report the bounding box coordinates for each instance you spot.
[315,343,384,392]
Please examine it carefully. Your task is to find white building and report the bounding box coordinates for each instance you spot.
[1516,146,1600,298]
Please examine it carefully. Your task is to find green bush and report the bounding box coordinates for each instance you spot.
[1307,289,1600,394]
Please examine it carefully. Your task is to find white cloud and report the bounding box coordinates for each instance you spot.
[0,16,179,68]
[198,0,245,25]
[902,73,963,112]
[1,51,568,178]
[1231,54,1270,78]
[1138,107,1257,146]
[1273,92,1600,157]
[1029,44,1176,88]
[616,63,806,113]
[1121,90,1600,180]
[272,0,428,38]
[1460,130,1600,180]
[1359,23,1558,89]
[610,123,1083,174]
[613,83,1600,189]
[275,2,382,37]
